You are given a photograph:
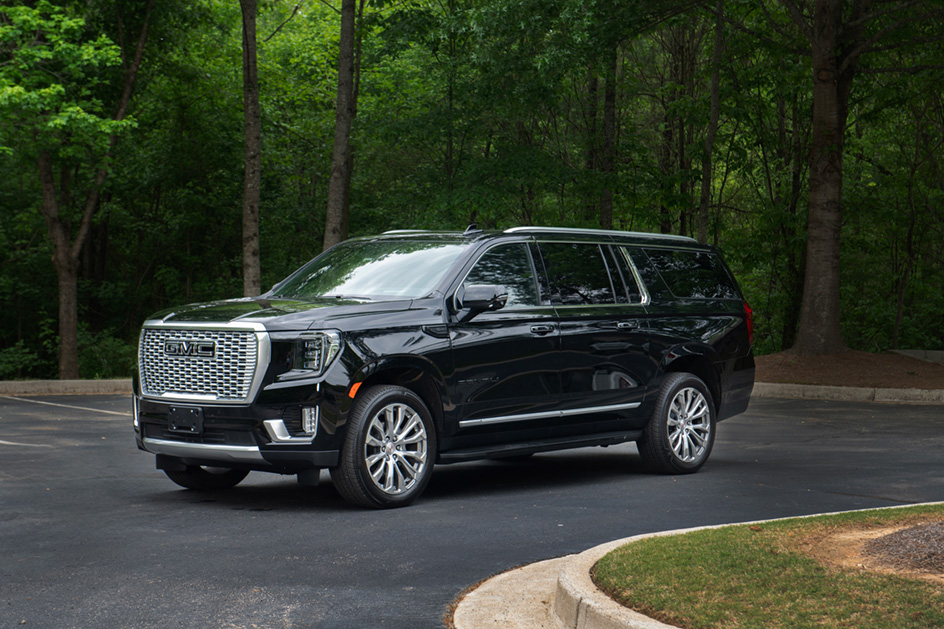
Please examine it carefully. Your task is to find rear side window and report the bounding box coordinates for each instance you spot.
[644,249,740,300]
[537,242,616,306]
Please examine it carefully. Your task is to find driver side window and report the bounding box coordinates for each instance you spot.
[463,244,540,308]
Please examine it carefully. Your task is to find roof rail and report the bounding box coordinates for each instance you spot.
[504,226,698,242]
[382,229,431,235]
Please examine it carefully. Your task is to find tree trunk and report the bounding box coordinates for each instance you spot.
[340,0,366,241]
[792,0,857,355]
[893,119,923,349]
[38,152,80,379]
[585,71,599,222]
[781,93,806,350]
[324,0,357,250]
[892,194,915,350]
[240,0,262,296]
[697,0,724,244]
[599,42,618,231]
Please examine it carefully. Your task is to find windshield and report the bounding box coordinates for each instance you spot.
[272,239,468,300]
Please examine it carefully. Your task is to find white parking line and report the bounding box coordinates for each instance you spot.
[0,395,131,417]
[0,439,54,448]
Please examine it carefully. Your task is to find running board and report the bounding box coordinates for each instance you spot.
[437,430,643,464]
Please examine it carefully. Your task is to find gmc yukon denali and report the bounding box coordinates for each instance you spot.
[134,226,755,508]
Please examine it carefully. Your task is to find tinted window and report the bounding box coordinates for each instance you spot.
[463,244,539,308]
[538,242,616,306]
[644,249,740,299]
[606,246,643,304]
[274,239,467,300]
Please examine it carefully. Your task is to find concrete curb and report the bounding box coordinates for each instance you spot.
[0,379,132,396]
[554,536,681,629]
[3,380,943,405]
[751,382,944,405]
[892,349,944,365]
[455,503,944,629]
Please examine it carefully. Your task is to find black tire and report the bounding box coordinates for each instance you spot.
[637,372,715,474]
[330,385,436,509]
[164,466,249,490]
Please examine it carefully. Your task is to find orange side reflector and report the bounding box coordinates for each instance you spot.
[348,382,362,399]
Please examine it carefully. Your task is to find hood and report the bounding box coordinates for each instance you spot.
[146,296,416,331]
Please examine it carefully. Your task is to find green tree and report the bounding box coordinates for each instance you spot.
[0,0,155,378]
[775,0,944,355]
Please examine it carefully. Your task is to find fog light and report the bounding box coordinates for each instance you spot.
[301,407,319,436]
[132,396,140,431]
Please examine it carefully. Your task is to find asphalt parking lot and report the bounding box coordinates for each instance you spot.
[2,394,943,628]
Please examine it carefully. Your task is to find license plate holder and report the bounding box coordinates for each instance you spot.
[168,405,204,434]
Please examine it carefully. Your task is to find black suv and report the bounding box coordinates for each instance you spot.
[134,227,754,508]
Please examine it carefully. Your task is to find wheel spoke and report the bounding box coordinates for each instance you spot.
[689,430,707,448]
[401,449,426,463]
[368,458,385,482]
[398,416,423,442]
[392,405,406,436]
[398,456,418,478]
[688,399,708,419]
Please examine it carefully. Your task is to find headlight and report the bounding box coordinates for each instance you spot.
[295,331,341,375]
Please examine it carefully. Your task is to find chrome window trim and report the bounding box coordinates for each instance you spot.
[459,401,641,428]
[617,247,651,307]
[139,320,271,405]
[142,438,266,464]
[552,303,645,309]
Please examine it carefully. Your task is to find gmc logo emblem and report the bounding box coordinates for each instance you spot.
[164,340,216,359]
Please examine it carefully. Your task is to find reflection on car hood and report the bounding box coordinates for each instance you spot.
[146,297,415,331]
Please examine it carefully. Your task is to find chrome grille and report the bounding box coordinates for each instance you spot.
[139,328,260,401]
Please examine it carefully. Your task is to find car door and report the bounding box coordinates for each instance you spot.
[447,241,561,445]
[535,240,655,433]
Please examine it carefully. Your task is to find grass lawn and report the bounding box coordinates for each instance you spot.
[592,504,944,628]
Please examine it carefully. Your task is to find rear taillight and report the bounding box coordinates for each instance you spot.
[744,302,754,346]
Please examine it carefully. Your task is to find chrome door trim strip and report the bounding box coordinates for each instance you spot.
[142,438,266,463]
[459,401,641,428]
[559,402,642,417]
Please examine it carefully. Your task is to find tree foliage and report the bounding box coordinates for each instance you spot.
[1,0,943,377]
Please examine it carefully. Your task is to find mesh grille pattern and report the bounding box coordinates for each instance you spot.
[140,328,259,401]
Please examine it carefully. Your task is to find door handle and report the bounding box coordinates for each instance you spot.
[530,324,555,336]
[617,321,640,330]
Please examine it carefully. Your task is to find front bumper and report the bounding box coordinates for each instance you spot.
[134,388,341,472]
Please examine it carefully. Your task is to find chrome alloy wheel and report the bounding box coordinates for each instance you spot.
[667,387,711,463]
[363,403,429,495]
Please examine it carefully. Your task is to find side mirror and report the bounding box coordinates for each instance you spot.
[456,284,508,313]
